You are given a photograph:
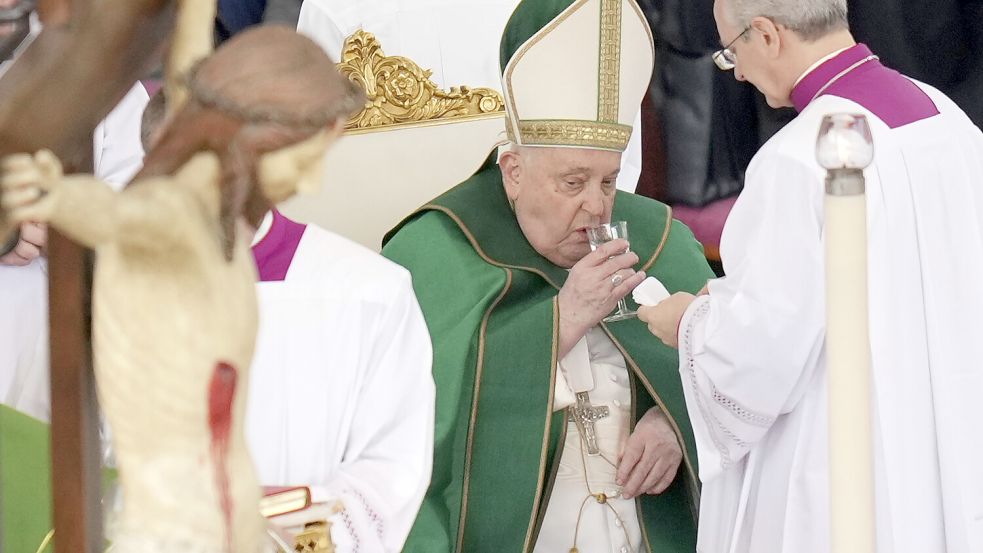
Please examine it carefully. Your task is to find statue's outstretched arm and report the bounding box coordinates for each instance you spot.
[0,150,192,252]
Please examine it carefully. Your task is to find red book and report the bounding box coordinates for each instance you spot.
[260,486,312,518]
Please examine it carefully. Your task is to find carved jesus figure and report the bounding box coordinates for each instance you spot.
[0,26,361,552]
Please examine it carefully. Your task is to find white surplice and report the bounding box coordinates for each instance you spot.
[295,0,643,192]
[678,84,983,552]
[535,327,642,553]
[0,83,148,419]
[246,220,435,553]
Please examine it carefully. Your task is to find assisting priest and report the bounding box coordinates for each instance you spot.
[639,0,983,551]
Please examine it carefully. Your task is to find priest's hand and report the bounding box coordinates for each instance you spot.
[557,238,645,357]
[637,292,696,349]
[617,407,681,498]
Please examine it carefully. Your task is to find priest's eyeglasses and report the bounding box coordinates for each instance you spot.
[713,27,750,71]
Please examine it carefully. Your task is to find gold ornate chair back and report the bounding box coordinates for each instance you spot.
[278,30,507,250]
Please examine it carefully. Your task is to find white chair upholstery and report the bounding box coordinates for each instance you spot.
[278,30,507,250]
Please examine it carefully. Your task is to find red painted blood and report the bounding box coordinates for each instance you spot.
[208,362,238,553]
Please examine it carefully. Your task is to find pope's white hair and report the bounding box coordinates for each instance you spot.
[500,141,541,162]
[724,0,849,41]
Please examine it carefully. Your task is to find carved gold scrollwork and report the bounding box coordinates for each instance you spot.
[337,30,505,130]
[293,520,335,553]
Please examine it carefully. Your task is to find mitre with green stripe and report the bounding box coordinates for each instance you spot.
[500,0,654,152]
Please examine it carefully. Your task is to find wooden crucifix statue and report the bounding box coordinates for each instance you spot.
[3,21,363,553]
[1,1,363,552]
[0,1,174,552]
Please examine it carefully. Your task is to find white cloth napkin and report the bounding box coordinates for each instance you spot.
[632,276,671,306]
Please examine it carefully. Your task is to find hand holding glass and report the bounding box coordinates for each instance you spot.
[587,221,636,322]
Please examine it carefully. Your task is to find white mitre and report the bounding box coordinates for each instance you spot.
[500,0,655,152]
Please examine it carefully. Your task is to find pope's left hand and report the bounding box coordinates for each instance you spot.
[637,292,696,349]
[616,407,682,499]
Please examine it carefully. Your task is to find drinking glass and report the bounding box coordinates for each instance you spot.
[586,221,636,322]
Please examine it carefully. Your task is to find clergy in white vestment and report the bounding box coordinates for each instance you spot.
[637,1,983,552]
[246,210,435,553]
[0,74,148,418]
[295,0,645,192]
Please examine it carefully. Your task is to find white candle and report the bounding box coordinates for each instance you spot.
[817,113,876,553]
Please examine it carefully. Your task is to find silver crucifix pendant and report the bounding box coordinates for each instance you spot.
[568,391,610,456]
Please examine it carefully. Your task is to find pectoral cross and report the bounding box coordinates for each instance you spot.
[568,392,609,456]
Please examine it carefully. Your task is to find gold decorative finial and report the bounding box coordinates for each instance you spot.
[337,30,505,130]
[293,520,335,553]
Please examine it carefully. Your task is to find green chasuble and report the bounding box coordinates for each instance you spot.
[0,405,53,553]
[383,159,715,552]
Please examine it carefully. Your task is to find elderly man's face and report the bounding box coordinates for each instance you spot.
[501,146,621,268]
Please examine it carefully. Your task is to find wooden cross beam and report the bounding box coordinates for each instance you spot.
[0,1,176,551]
[47,204,102,553]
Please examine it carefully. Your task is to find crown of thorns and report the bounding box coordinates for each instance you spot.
[183,60,364,129]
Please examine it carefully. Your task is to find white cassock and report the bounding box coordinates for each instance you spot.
[295,0,643,192]
[678,45,983,553]
[535,327,642,553]
[246,211,435,553]
[0,83,148,420]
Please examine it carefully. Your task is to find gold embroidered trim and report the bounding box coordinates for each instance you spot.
[421,205,564,290]
[603,216,703,511]
[338,30,505,130]
[598,0,622,122]
[530,410,568,546]
[522,298,561,552]
[606,332,702,512]
[641,205,674,273]
[456,269,514,552]
[421,204,564,550]
[517,119,632,151]
[629,379,655,553]
[34,529,54,553]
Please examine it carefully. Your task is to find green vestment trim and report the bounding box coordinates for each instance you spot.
[383,158,715,552]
